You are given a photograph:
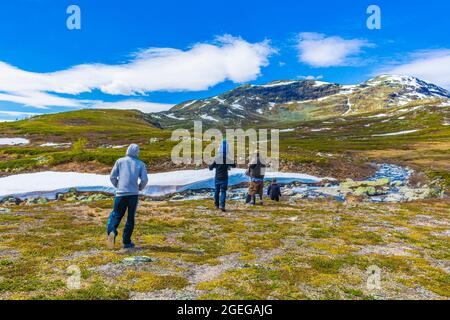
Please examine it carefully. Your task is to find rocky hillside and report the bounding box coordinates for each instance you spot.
[149,75,450,128]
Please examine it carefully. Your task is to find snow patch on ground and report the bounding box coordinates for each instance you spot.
[342,98,353,116]
[372,130,420,137]
[0,169,330,199]
[366,113,388,119]
[0,138,30,146]
[40,142,72,148]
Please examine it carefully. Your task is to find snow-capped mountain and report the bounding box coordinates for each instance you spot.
[148,75,450,128]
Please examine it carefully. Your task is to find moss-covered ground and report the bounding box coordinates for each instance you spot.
[0,197,448,300]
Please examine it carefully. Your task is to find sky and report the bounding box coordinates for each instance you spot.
[0,0,449,121]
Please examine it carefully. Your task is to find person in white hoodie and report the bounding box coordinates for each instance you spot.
[107,144,148,249]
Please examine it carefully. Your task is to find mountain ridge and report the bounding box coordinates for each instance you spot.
[148,75,450,128]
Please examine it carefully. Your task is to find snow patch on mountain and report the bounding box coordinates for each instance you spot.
[180,100,198,109]
[166,113,185,120]
[200,115,219,122]
[260,81,298,88]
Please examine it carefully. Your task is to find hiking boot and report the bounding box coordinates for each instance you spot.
[220,208,226,212]
[123,242,136,249]
[107,232,116,249]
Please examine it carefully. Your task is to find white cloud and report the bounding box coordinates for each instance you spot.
[0,35,275,109]
[297,75,324,80]
[297,32,373,67]
[0,110,42,117]
[378,49,450,89]
[91,100,174,113]
[0,91,83,109]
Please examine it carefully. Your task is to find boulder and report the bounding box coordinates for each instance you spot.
[36,198,48,205]
[123,256,157,266]
[1,197,22,205]
[282,189,294,196]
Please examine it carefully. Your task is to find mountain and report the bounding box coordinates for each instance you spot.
[148,75,450,128]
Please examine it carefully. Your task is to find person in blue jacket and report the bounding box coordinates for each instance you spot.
[107,144,148,249]
[209,140,236,212]
[267,178,282,202]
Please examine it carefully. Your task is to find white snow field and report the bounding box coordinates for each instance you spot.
[0,138,30,146]
[0,169,329,199]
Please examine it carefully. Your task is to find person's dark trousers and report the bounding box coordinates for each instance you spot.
[271,195,280,202]
[107,195,139,245]
[214,179,228,209]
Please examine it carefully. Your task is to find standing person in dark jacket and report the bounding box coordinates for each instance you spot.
[209,140,236,212]
[247,152,266,205]
[267,178,281,202]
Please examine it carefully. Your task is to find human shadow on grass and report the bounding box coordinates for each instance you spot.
[120,244,205,256]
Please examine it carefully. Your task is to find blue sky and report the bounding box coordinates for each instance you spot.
[0,0,449,120]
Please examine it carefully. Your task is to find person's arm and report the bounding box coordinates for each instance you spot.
[139,162,149,191]
[110,161,119,188]
[267,185,272,196]
[228,159,237,169]
[209,161,216,171]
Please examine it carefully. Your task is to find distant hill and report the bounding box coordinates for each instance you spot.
[147,75,450,128]
[0,109,168,144]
